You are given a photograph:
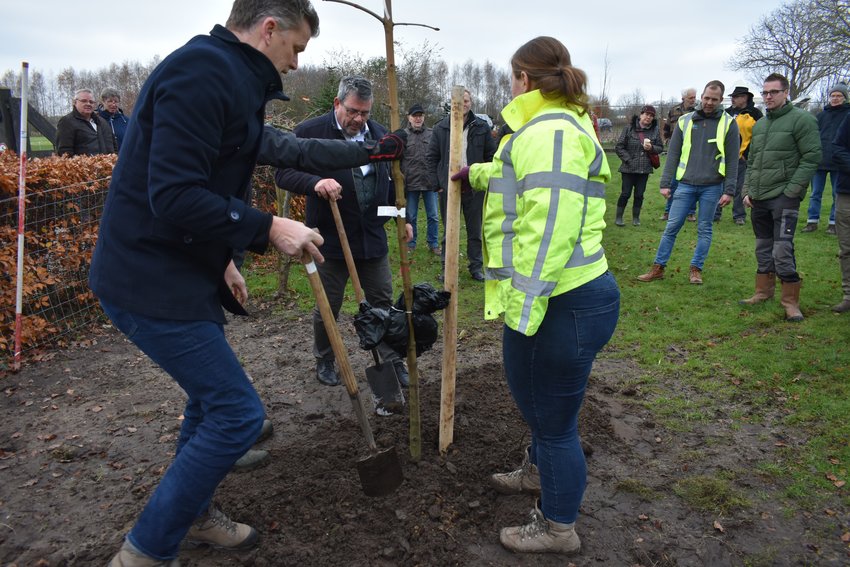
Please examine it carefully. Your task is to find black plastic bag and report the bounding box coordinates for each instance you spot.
[353,283,450,357]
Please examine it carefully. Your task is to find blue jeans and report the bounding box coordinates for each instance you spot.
[663,179,696,216]
[101,301,265,561]
[406,190,440,249]
[502,272,620,524]
[806,170,837,225]
[654,182,723,270]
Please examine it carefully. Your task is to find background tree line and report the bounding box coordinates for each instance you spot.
[1,0,846,133]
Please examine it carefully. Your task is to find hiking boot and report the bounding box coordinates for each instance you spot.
[686,214,696,222]
[231,449,270,473]
[109,539,181,567]
[393,359,409,388]
[739,272,775,305]
[489,446,541,495]
[801,222,817,232]
[636,263,664,282]
[499,502,581,555]
[659,212,669,221]
[316,358,341,386]
[471,271,485,282]
[780,280,804,322]
[689,266,703,285]
[832,299,850,313]
[734,218,746,226]
[186,504,258,550]
[826,225,837,235]
[430,246,442,256]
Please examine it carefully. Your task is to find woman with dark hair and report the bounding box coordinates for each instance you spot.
[455,36,620,555]
[613,105,663,226]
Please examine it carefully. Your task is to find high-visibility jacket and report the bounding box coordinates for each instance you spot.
[676,111,734,180]
[468,90,610,336]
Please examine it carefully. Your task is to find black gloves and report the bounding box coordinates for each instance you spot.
[367,132,405,162]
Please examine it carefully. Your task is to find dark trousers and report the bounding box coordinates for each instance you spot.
[440,188,484,274]
[750,194,801,282]
[312,256,401,363]
[617,172,649,210]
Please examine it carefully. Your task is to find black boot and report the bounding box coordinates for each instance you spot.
[615,206,625,226]
[316,358,341,386]
[632,206,641,226]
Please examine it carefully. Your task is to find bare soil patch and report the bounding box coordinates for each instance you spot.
[1,300,847,566]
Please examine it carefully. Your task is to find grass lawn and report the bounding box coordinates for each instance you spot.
[246,152,849,509]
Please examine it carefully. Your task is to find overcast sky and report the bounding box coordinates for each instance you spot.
[1,0,787,104]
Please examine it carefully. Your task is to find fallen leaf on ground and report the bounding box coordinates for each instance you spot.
[714,520,725,533]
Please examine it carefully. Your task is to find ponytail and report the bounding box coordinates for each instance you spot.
[511,37,589,115]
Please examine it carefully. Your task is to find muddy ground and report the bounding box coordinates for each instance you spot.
[1,296,848,566]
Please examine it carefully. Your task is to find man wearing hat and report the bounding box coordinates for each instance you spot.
[714,86,764,225]
[638,80,739,285]
[400,103,441,255]
[801,82,850,234]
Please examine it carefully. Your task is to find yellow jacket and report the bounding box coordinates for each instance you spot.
[469,90,610,335]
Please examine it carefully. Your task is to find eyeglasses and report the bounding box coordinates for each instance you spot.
[341,103,371,119]
[761,89,785,97]
[75,99,96,105]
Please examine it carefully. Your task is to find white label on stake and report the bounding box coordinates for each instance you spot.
[305,261,317,274]
[377,206,405,218]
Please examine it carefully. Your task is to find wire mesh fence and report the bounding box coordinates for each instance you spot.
[1,178,109,365]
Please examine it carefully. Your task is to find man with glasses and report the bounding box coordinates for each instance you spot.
[740,73,822,322]
[275,76,412,389]
[56,88,117,156]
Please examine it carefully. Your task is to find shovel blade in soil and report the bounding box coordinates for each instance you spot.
[357,446,403,497]
[366,361,405,416]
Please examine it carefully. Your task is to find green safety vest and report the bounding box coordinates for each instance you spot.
[676,111,734,180]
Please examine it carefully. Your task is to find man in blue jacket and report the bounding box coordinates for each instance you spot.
[276,76,411,388]
[91,3,403,565]
[830,113,850,312]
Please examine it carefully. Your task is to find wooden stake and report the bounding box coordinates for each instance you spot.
[438,85,465,454]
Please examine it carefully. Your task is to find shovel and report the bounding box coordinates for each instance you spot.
[329,199,405,415]
[301,252,403,497]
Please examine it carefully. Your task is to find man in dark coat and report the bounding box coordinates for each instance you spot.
[90,3,403,564]
[97,87,130,151]
[55,88,117,156]
[401,103,440,254]
[801,83,850,233]
[275,76,411,388]
[830,112,850,312]
[427,89,497,281]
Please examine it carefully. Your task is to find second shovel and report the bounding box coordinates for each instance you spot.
[329,199,405,415]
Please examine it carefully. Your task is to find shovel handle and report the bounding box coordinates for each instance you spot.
[329,199,364,303]
[302,253,377,452]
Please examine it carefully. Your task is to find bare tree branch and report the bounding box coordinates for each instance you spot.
[728,0,849,98]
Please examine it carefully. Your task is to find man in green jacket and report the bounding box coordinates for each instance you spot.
[741,73,822,321]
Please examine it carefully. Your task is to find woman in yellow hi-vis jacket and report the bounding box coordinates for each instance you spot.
[454,37,620,555]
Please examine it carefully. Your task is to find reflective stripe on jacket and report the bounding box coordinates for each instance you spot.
[469,90,610,336]
[677,111,733,180]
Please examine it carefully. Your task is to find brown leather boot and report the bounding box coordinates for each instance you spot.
[739,272,776,305]
[688,266,703,285]
[780,280,803,322]
[637,264,664,282]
